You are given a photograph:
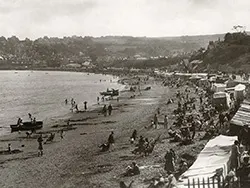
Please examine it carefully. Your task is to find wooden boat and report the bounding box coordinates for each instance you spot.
[10,121,43,132]
[100,89,119,97]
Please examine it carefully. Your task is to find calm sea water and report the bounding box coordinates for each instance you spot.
[0,70,124,136]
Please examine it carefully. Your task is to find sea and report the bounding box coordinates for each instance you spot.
[0,70,124,136]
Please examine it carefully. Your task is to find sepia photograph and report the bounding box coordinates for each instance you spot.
[1,0,250,187]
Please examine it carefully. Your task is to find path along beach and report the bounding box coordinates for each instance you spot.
[0,76,208,188]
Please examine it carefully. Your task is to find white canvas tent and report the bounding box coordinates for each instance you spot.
[177,135,237,188]
[234,84,246,102]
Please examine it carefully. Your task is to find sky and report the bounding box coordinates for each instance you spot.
[0,0,249,39]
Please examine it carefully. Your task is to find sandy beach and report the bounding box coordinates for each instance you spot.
[0,77,207,188]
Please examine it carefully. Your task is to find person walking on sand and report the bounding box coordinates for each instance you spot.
[108,104,113,115]
[108,131,115,151]
[60,129,64,139]
[97,96,100,105]
[102,105,107,117]
[84,101,87,111]
[164,115,168,130]
[37,134,43,156]
[65,99,68,105]
[154,114,158,129]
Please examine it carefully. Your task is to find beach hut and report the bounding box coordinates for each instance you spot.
[234,84,246,102]
[230,100,250,134]
[211,83,226,93]
[212,92,231,109]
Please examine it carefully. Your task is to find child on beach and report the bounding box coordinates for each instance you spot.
[84,101,87,111]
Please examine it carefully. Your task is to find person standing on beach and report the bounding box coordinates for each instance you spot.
[75,104,79,112]
[108,131,115,151]
[60,129,64,139]
[84,101,87,111]
[8,143,11,153]
[65,99,68,105]
[37,134,43,156]
[164,115,168,130]
[108,104,113,115]
[97,97,100,105]
[102,105,107,117]
[28,113,32,121]
[157,108,160,115]
[230,140,241,171]
[154,114,158,129]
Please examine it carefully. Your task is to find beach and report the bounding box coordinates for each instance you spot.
[0,76,207,188]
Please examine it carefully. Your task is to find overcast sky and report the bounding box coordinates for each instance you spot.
[0,0,249,39]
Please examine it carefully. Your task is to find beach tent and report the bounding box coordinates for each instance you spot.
[234,84,246,102]
[230,100,250,133]
[211,83,226,92]
[212,92,231,109]
[177,135,237,188]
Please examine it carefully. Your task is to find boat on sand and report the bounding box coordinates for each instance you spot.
[10,121,43,132]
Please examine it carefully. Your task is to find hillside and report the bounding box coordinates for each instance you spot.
[190,32,250,73]
[0,33,231,69]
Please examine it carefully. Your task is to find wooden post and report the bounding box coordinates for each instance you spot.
[188,179,190,188]
[202,178,205,188]
[193,178,195,188]
[198,178,200,188]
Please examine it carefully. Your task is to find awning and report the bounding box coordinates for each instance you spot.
[231,100,250,126]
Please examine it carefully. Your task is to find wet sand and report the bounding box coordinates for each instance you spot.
[0,78,207,188]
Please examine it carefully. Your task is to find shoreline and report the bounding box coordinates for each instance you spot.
[0,70,126,138]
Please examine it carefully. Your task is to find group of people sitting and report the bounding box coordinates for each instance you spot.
[131,135,157,156]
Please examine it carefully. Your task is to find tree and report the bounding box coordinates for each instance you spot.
[224,33,233,42]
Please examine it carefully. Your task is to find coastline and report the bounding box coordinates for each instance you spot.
[0,70,125,137]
